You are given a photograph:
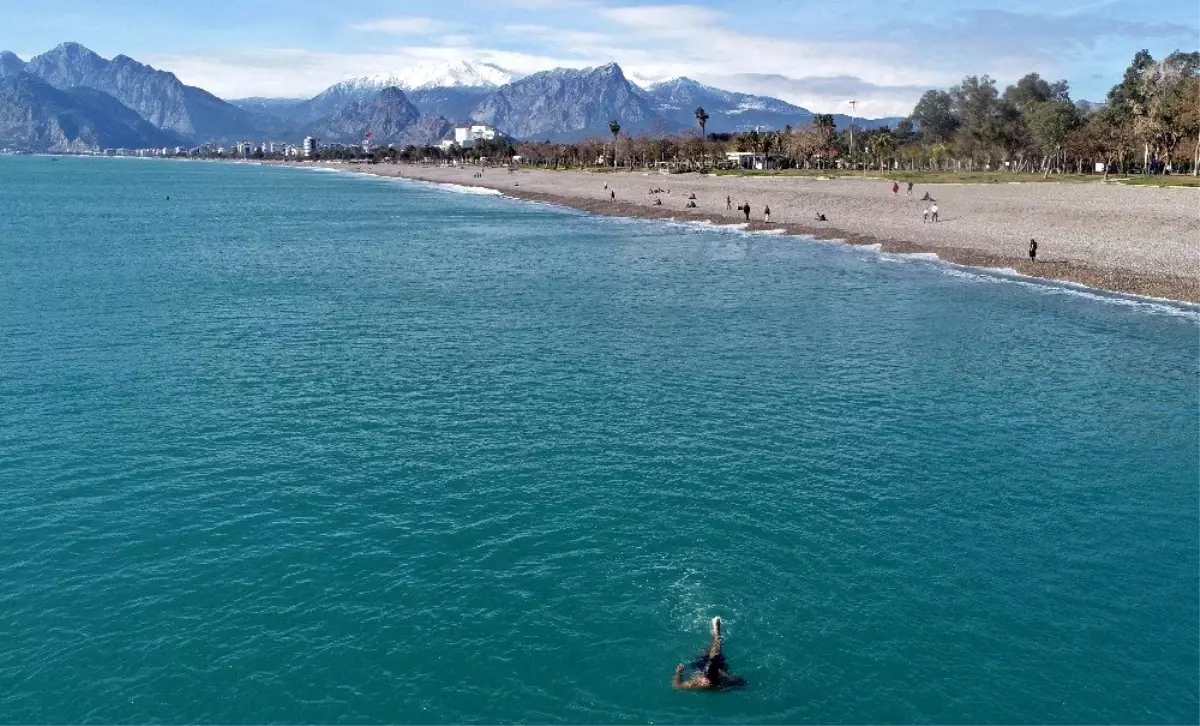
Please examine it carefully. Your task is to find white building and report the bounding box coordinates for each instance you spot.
[725,152,775,170]
[302,137,318,158]
[450,124,502,149]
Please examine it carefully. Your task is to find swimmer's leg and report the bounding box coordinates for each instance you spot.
[709,617,723,657]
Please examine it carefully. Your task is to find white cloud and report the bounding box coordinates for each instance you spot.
[145,3,1154,116]
[598,4,723,29]
[349,17,455,35]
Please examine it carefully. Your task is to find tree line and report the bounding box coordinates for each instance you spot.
[317,49,1199,178]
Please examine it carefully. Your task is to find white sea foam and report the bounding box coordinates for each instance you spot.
[887,252,942,262]
[940,266,1200,321]
[750,228,788,235]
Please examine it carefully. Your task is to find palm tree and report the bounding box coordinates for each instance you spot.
[694,107,710,168]
[609,120,621,167]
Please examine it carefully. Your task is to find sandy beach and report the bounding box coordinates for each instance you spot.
[311,162,1200,302]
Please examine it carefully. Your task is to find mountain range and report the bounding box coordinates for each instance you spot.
[0,42,902,152]
[238,61,902,142]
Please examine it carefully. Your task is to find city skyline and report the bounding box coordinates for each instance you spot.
[0,0,1195,117]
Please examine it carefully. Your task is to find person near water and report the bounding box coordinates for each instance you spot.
[673,617,745,690]
[726,195,732,210]
[742,203,751,222]
[764,205,771,223]
[931,203,939,222]
[1029,238,1037,262]
[906,181,913,196]
[611,190,616,202]
[892,181,899,195]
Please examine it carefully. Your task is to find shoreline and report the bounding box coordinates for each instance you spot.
[300,161,1200,304]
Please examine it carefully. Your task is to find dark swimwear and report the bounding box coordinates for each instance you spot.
[687,651,744,688]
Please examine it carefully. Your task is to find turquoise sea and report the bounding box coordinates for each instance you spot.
[0,156,1196,724]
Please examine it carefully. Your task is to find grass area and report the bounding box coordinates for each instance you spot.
[521,165,1200,187]
[713,168,1102,183]
[1115,175,1200,188]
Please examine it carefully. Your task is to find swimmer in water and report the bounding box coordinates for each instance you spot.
[673,617,745,690]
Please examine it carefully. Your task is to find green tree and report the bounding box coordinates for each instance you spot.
[1027,100,1083,178]
[608,120,621,167]
[909,90,959,144]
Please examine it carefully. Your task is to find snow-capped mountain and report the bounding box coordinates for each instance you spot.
[642,76,811,132]
[339,60,515,92]
[624,70,663,91]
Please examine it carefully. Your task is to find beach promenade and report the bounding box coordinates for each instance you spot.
[314,162,1200,302]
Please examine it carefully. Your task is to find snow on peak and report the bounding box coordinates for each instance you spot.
[342,60,515,91]
[625,70,664,90]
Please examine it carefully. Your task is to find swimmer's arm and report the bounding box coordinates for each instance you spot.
[672,664,702,690]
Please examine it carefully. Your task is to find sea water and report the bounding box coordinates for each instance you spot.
[0,156,1196,724]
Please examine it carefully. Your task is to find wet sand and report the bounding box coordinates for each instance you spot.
[308,162,1200,303]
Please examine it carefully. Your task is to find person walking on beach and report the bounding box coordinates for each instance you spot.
[906,181,913,197]
[611,190,616,202]
[604,182,608,190]
[892,181,899,196]
[923,206,930,223]
[726,195,732,210]
[931,203,939,222]
[1029,238,1038,263]
[764,205,771,223]
[673,617,745,691]
[742,203,751,222]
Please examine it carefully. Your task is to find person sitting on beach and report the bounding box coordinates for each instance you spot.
[764,205,771,223]
[688,192,697,200]
[674,617,745,691]
[686,200,697,208]
[921,191,933,201]
[814,213,827,222]
[654,198,663,205]
[1029,238,1037,262]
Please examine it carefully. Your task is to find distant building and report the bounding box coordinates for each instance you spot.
[725,152,775,170]
[303,136,318,158]
[442,124,503,151]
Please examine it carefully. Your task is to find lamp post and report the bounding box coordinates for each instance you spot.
[847,100,858,161]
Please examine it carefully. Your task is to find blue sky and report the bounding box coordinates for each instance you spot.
[0,0,1195,116]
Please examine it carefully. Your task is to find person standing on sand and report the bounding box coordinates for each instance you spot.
[742,203,751,222]
[892,181,899,196]
[611,190,616,202]
[727,196,732,210]
[604,182,608,190]
[906,181,913,197]
[1029,238,1038,262]
[923,206,930,223]
[931,203,939,222]
[764,205,771,223]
